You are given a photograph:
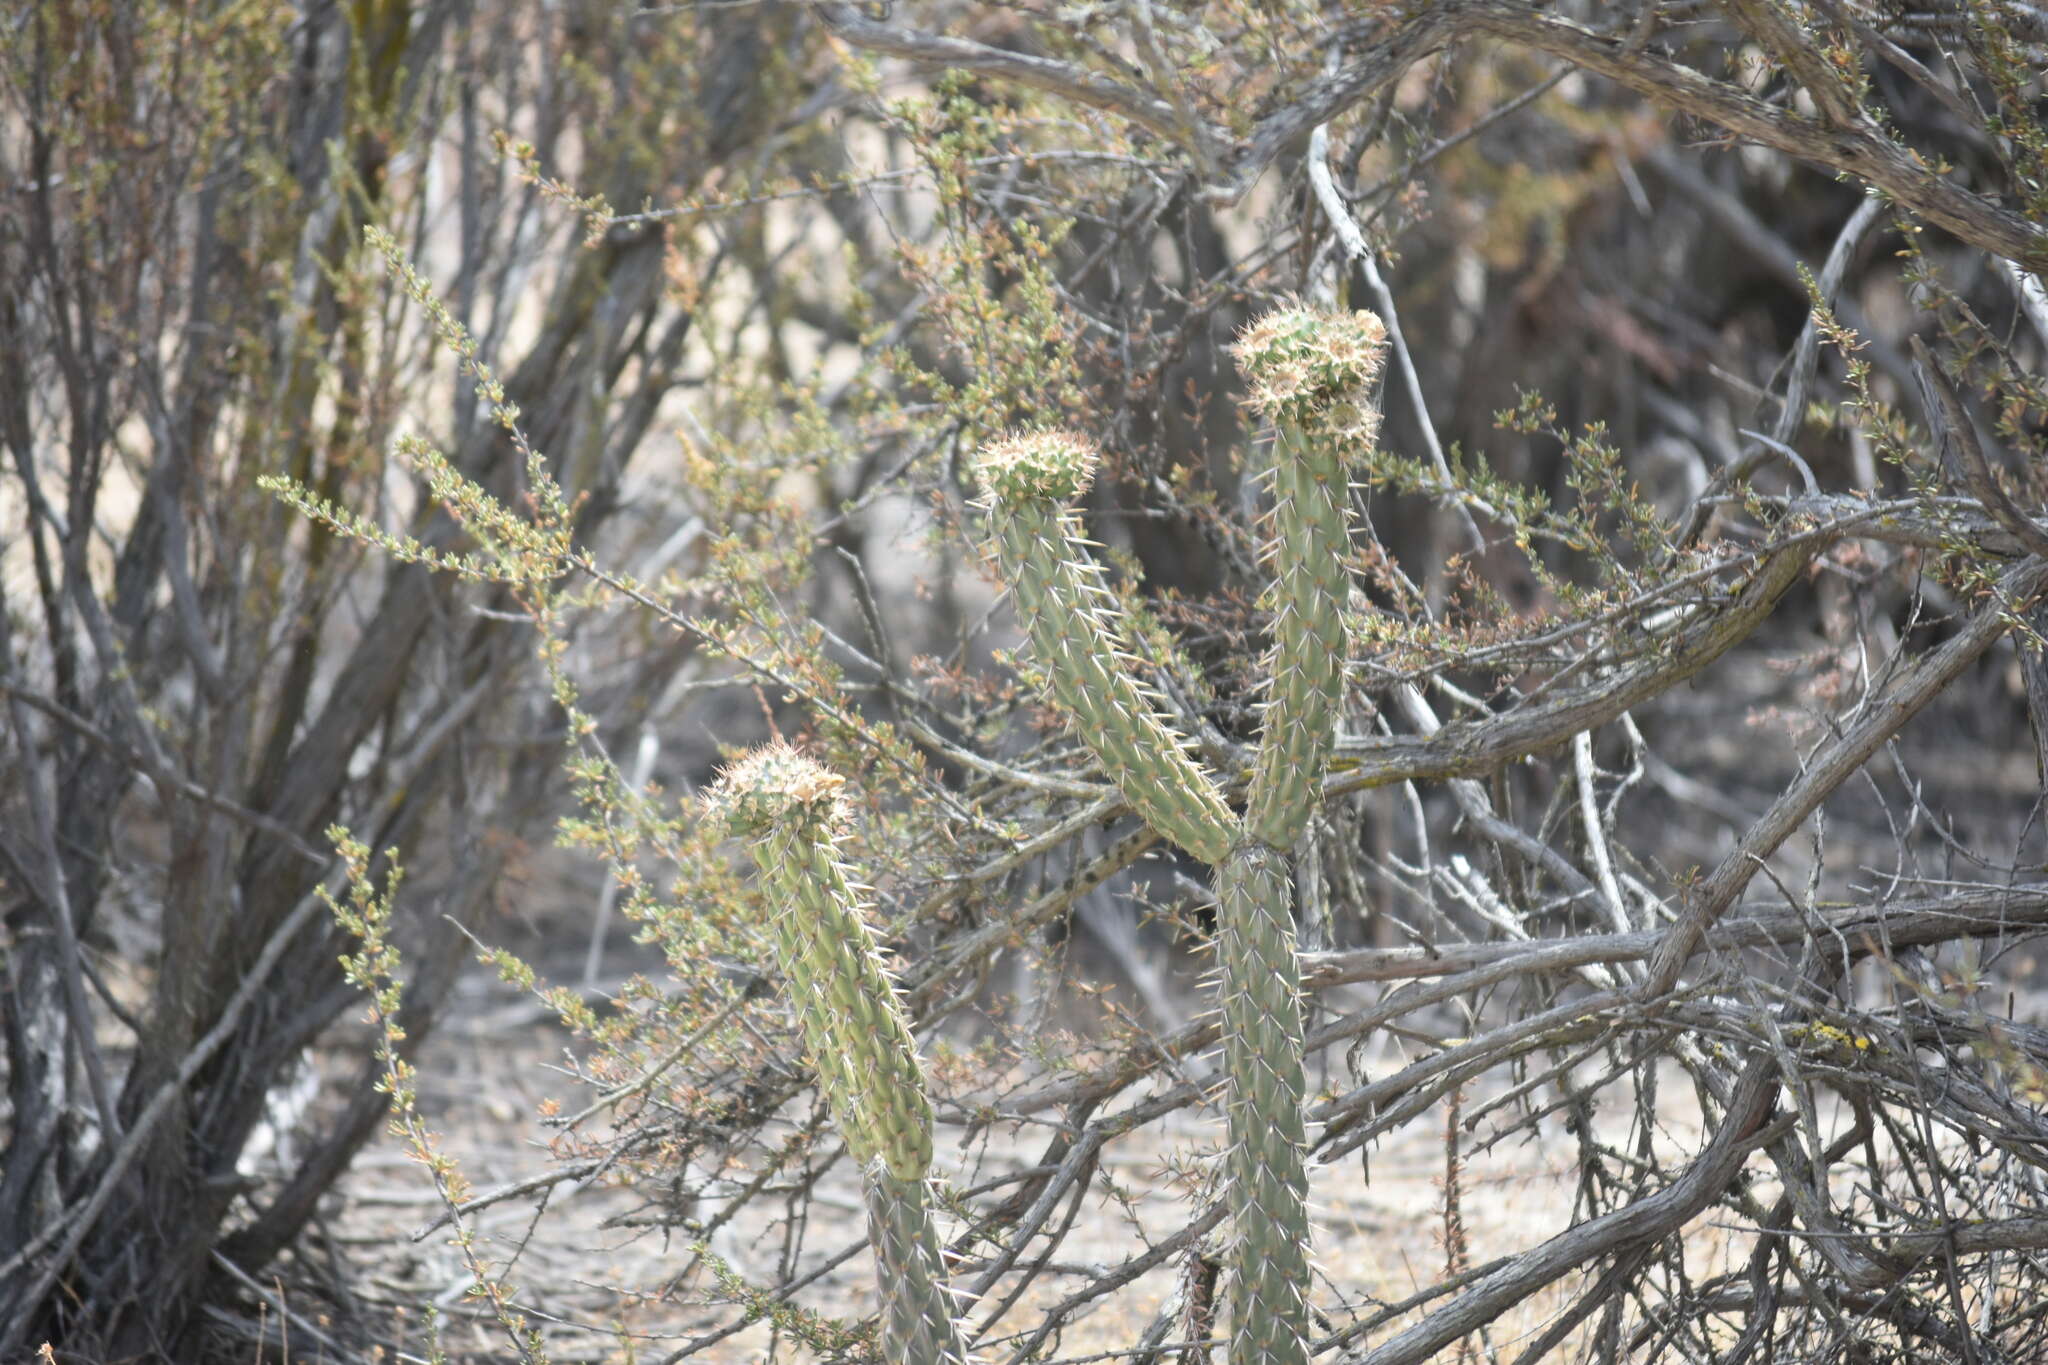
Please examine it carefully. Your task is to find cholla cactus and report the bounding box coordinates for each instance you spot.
[1236,305,1387,850]
[706,743,970,1365]
[1221,304,1382,1365]
[972,305,1386,1365]
[971,429,1236,866]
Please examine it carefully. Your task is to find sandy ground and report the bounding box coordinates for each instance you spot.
[308,945,1760,1365]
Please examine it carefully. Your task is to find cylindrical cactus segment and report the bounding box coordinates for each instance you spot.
[1215,841,1312,1365]
[1221,306,1384,1361]
[1237,306,1385,848]
[972,430,1236,866]
[705,743,932,1181]
[708,745,973,1365]
[868,1168,975,1365]
[1241,423,1355,849]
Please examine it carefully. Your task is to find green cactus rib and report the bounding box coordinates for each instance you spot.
[1223,305,1383,1363]
[1216,841,1312,1365]
[708,745,972,1365]
[1243,420,1354,849]
[985,498,1236,866]
[867,1168,975,1365]
[760,825,934,1180]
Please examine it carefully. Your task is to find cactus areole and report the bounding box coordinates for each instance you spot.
[1236,304,1389,446]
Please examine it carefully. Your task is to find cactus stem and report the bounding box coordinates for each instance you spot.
[1216,840,1311,1365]
[705,744,974,1365]
[973,432,1236,865]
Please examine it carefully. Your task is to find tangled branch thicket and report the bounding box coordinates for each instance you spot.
[6,3,2048,1363]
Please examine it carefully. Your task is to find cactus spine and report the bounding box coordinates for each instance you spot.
[972,305,1386,1365]
[707,743,970,1365]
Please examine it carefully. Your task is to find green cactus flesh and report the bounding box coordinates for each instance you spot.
[759,822,934,1181]
[708,745,971,1365]
[975,438,1234,865]
[707,746,932,1180]
[1216,842,1312,1365]
[1243,421,1354,849]
[867,1169,975,1365]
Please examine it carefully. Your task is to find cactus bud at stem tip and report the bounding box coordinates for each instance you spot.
[702,739,847,836]
[971,428,1101,507]
[1235,304,1388,432]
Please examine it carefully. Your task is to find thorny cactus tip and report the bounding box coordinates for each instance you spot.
[1235,304,1388,437]
[971,428,1101,506]
[703,740,847,836]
